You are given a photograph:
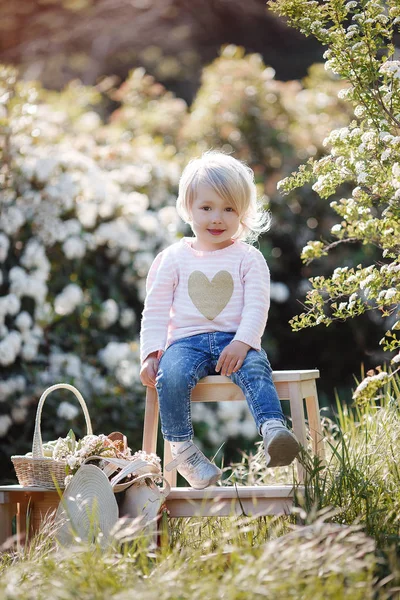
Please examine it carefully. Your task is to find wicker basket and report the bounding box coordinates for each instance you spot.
[11,383,93,489]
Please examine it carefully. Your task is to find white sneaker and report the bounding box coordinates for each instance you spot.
[262,420,300,467]
[165,441,222,489]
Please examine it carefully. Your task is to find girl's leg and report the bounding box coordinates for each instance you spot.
[156,335,222,488]
[155,338,211,442]
[230,348,300,467]
[230,348,285,433]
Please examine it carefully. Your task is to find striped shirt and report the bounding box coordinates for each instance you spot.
[140,237,270,363]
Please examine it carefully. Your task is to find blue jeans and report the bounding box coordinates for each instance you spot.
[155,332,285,442]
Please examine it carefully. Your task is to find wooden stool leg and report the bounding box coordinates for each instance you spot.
[288,382,307,483]
[0,497,16,547]
[305,382,325,462]
[142,387,159,454]
[164,441,177,487]
[16,498,29,548]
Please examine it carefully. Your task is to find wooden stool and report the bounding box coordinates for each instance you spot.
[142,369,324,517]
[0,370,323,547]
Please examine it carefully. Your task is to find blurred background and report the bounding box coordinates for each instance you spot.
[0,0,387,482]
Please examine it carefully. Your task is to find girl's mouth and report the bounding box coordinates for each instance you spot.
[208,229,225,235]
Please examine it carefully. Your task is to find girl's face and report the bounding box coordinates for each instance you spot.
[189,183,241,251]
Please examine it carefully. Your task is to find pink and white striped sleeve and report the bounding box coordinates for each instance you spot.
[140,249,177,364]
[233,247,270,350]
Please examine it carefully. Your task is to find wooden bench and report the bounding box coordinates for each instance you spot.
[0,485,58,548]
[0,370,323,547]
[143,370,324,518]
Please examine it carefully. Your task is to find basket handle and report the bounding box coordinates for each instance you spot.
[32,383,93,458]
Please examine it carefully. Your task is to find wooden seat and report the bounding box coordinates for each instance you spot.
[142,369,324,517]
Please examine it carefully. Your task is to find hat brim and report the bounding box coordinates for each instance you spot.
[55,464,119,547]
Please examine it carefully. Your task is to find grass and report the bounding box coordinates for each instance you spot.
[0,515,378,600]
[2,372,400,599]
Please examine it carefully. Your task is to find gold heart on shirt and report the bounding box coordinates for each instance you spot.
[188,270,234,320]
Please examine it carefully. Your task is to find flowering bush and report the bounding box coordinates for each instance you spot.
[0,66,182,472]
[269,0,400,401]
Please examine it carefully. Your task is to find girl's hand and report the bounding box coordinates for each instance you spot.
[216,341,251,376]
[140,352,159,387]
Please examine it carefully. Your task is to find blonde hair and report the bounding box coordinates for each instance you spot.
[176,151,271,243]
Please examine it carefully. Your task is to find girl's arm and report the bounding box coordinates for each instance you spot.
[140,351,159,387]
[233,248,270,350]
[140,250,177,365]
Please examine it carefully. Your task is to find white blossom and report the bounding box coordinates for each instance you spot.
[158,206,179,231]
[35,302,53,324]
[120,192,149,217]
[21,342,39,362]
[134,252,154,278]
[138,212,159,234]
[115,360,140,387]
[11,406,28,424]
[95,219,140,252]
[270,282,290,303]
[353,371,388,399]
[385,288,397,301]
[0,331,22,366]
[360,274,376,289]
[57,401,80,420]
[76,111,101,132]
[357,172,368,184]
[67,455,79,468]
[54,284,84,316]
[0,415,12,437]
[20,239,50,279]
[62,236,86,259]
[0,206,25,235]
[119,308,136,328]
[76,202,98,228]
[64,355,82,379]
[379,60,400,79]
[9,267,48,303]
[392,163,400,178]
[33,157,58,183]
[0,233,10,262]
[99,342,132,370]
[15,311,33,332]
[99,299,119,329]
[0,294,21,322]
[0,375,26,402]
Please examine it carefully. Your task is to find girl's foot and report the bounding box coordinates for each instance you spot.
[262,419,300,467]
[165,441,222,489]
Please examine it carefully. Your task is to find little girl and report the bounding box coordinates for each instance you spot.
[140,151,299,489]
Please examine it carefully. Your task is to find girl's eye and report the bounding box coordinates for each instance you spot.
[201,206,211,211]
[225,207,234,212]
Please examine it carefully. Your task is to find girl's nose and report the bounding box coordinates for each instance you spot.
[212,213,223,223]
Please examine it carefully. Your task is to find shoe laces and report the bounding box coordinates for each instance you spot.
[262,419,286,436]
[185,448,204,468]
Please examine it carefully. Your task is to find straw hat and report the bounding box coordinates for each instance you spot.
[55,464,118,547]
